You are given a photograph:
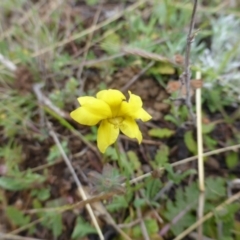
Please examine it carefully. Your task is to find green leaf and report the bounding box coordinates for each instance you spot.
[104,146,118,161]
[215,203,240,223]
[41,212,63,237]
[202,123,216,134]
[71,216,97,239]
[0,177,25,190]
[148,128,175,138]
[52,54,71,72]
[164,114,180,126]
[151,62,175,75]
[153,144,169,167]
[165,164,197,184]
[133,198,146,208]
[205,177,226,201]
[225,151,238,169]
[100,32,121,54]
[203,135,217,150]
[145,178,162,200]
[184,130,197,154]
[132,219,158,238]
[106,195,128,212]
[214,203,240,239]
[163,182,198,235]
[6,206,30,226]
[52,214,63,237]
[31,187,50,201]
[86,0,100,6]
[234,221,240,240]
[0,171,45,191]
[127,151,141,172]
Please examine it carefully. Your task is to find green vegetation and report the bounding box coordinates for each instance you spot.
[0,0,240,239]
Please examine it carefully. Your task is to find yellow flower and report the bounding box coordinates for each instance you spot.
[70,89,152,153]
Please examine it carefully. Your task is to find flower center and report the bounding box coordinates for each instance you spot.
[108,117,124,128]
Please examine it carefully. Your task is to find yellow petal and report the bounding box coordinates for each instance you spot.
[73,96,112,124]
[70,107,103,126]
[120,117,142,143]
[119,100,152,122]
[96,89,126,108]
[77,97,111,116]
[131,108,152,122]
[97,119,119,153]
[128,91,142,108]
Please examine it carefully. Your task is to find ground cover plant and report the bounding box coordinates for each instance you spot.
[0,0,240,239]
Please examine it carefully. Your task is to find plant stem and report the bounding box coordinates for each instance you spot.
[114,141,123,171]
[184,0,198,122]
[196,71,205,192]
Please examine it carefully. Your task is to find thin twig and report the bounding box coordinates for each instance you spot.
[33,83,70,119]
[9,218,44,235]
[121,61,155,92]
[197,192,205,240]
[0,54,17,71]
[153,180,174,201]
[184,0,198,121]
[118,219,141,229]
[173,191,240,240]
[120,135,162,145]
[47,121,104,240]
[127,143,240,185]
[122,47,179,66]
[0,233,43,240]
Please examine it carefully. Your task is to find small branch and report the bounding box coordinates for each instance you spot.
[184,0,198,121]
[9,218,44,235]
[127,143,240,186]
[122,47,179,66]
[197,192,205,240]
[33,83,70,119]
[0,53,17,71]
[121,61,155,92]
[0,233,43,240]
[118,219,141,229]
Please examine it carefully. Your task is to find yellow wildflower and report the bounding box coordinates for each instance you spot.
[70,89,152,153]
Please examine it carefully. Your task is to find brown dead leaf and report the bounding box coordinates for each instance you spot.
[166,79,203,97]
[174,54,184,65]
